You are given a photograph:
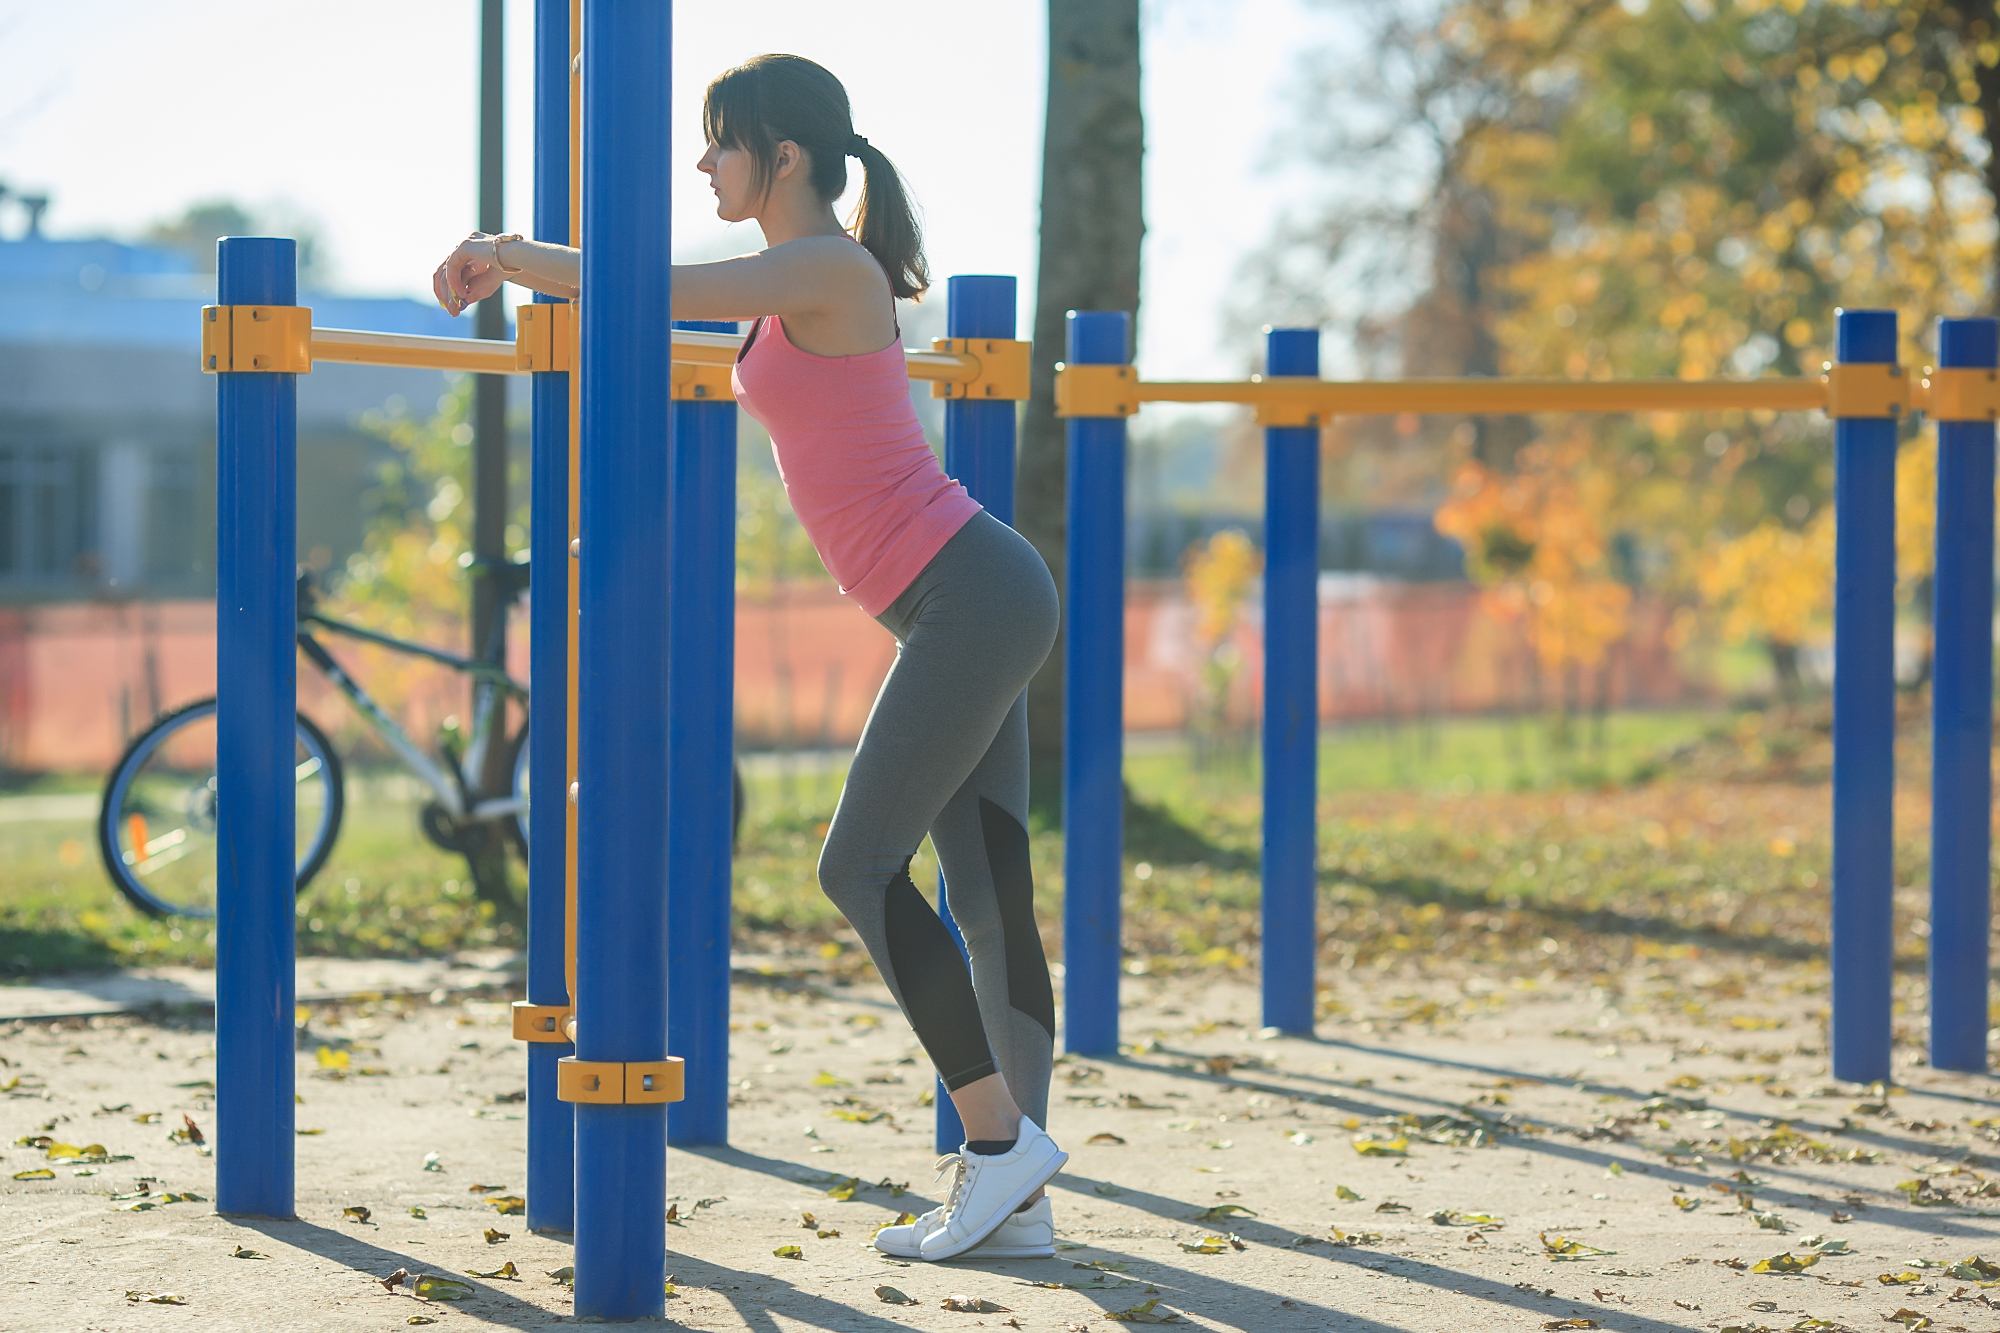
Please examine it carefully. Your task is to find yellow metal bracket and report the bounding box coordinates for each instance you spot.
[515,303,575,372]
[671,362,736,402]
[930,338,1031,401]
[1822,362,1907,418]
[510,1001,573,1044]
[200,305,312,374]
[557,1056,685,1105]
[1921,366,2000,421]
[1054,363,1140,418]
[1251,375,1325,428]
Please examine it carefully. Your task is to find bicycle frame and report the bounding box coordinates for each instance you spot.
[297,609,528,822]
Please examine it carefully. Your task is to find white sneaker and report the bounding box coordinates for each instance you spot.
[873,1195,1055,1260]
[916,1119,1067,1261]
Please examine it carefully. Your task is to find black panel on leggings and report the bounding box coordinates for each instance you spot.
[883,860,997,1090]
[979,797,1056,1040]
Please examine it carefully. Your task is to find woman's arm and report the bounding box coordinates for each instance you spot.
[434,232,878,331]
[669,237,876,322]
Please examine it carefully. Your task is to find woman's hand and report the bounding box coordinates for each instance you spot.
[432,233,507,316]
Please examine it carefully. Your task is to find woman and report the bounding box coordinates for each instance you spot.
[432,54,1065,1263]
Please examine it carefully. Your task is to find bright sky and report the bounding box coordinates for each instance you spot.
[0,0,1341,377]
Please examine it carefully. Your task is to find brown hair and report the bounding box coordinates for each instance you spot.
[701,54,929,300]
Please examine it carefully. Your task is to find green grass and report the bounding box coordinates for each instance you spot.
[0,706,1879,988]
[1133,707,1721,799]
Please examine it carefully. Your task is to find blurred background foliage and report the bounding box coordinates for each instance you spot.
[1248,0,2000,705]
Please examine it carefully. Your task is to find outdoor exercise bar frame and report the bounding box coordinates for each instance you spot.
[203,11,1994,1305]
[1052,308,1999,1080]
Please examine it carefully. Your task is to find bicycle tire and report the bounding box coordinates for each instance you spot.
[98,697,346,920]
[505,721,529,858]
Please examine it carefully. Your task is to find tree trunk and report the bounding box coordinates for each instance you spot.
[1019,0,1145,816]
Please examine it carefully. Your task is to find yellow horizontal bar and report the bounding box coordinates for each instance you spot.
[1136,376,1828,415]
[312,327,522,375]
[309,324,980,383]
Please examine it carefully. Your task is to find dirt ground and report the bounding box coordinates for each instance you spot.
[5,956,2000,1333]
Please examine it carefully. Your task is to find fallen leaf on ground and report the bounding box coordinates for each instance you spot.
[467,1183,507,1193]
[487,1195,525,1215]
[1750,1253,1819,1275]
[1193,1203,1257,1222]
[817,1228,841,1238]
[1087,1133,1126,1145]
[1335,1185,1363,1201]
[1945,1256,2000,1281]
[1541,1233,1617,1261]
[1105,1296,1181,1323]
[874,1286,918,1305]
[466,1261,519,1280]
[800,1211,818,1228]
[1178,1234,1242,1254]
[413,1275,474,1301]
[342,1206,372,1224]
[407,1319,437,1326]
[1541,1322,1599,1331]
[1673,1195,1700,1211]
[1880,1271,1922,1285]
[813,1071,851,1088]
[409,1206,427,1219]
[1797,1235,1849,1254]
[1352,1136,1409,1157]
[1882,1311,1932,1329]
[422,1151,443,1172]
[940,1295,1011,1312]
[124,1292,186,1305]
[665,1203,679,1223]
[1432,1210,1504,1228]
[1288,1132,1314,1145]
[1094,1181,1123,1197]
[546,1267,574,1283]
[872,1213,916,1238]
[1375,1200,1411,1213]
[825,1177,860,1201]
[773,1245,804,1260]
[483,1228,508,1244]
[230,1246,266,1259]
[1328,1227,1383,1247]
[12,1169,52,1180]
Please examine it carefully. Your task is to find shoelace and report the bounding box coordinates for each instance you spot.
[932,1152,971,1222]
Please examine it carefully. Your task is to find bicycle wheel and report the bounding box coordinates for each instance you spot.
[98,698,345,920]
[506,720,529,857]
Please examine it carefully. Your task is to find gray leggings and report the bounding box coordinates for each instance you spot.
[817,510,1061,1127]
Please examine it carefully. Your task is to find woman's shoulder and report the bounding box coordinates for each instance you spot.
[762,233,883,278]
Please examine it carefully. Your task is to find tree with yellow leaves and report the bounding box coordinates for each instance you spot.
[1434,435,1633,729]
[1182,529,1263,768]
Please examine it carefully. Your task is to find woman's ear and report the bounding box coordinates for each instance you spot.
[773,139,801,180]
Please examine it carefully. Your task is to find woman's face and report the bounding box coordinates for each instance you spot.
[697,140,759,223]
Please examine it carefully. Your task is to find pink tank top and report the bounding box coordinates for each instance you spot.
[731,312,981,616]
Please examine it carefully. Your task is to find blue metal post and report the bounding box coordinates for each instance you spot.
[667,320,738,1146]
[574,0,671,1317]
[1831,308,1899,1085]
[1062,310,1130,1057]
[1261,328,1321,1035]
[523,0,574,1235]
[213,236,298,1218]
[935,274,1019,1149]
[1929,316,1998,1073]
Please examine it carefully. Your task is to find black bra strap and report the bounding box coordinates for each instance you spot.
[736,315,765,364]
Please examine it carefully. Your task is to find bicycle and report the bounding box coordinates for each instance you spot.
[99,564,532,919]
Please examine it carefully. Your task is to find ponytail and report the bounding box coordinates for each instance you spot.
[703,54,930,300]
[845,135,928,301]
